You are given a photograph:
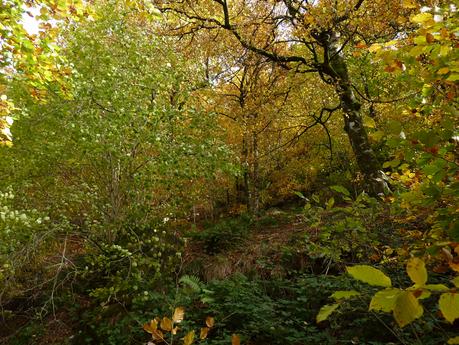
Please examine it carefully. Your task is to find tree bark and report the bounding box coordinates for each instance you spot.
[241,133,250,206]
[250,130,260,215]
[321,32,390,196]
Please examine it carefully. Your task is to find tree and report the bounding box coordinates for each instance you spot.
[0,0,235,313]
[152,0,425,195]
[1,1,88,137]
[1,0,233,238]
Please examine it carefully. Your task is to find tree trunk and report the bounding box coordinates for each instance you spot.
[322,32,390,196]
[250,130,260,215]
[241,132,250,207]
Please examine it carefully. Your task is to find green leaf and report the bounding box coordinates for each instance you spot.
[406,257,427,286]
[316,303,340,323]
[331,290,360,300]
[369,288,402,312]
[449,222,459,241]
[347,265,392,287]
[413,35,427,45]
[446,73,459,82]
[409,45,424,57]
[387,120,402,135]
[370,130,385,142]
[383,159,400,169]
[364,116,377,128]
[439,293,459,323]
[425,284,449,291]
[393,291,424,327]
[326,197,335,209]
[452,277,459,288]
[330,185,350,197]
[293,191,307,200]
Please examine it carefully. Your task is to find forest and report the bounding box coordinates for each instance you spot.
[0,0,458,344]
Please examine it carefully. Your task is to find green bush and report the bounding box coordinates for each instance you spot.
[187,215,252,254]
[301,191,384,263]
[172,273,403,345]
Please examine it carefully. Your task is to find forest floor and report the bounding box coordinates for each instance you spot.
[1,204,456,345]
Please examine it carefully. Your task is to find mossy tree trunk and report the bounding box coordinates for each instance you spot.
[320,31,389,196]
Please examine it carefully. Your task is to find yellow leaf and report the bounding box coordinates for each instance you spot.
[369,43,382,53]
[183,330,195,345]
[347,265,392,287]
[173,307,185,323]
[369,288,402,312]
[232,334,241,345]
[406,257,427,286]
[450,260,459,272]
[316,303,340,323]
[160,316,172,331]
[393,291,423,327]
[364,116,377,128]
[448,336,459,344]
[200,327,209,340]
[439,293,459,323]
[411,13,433,24]
[402,0,417,8]
[143,319,158,333]
[205,316,215,328]
[452,277,459,288]
[437,67,450,75]
[40,6,49,16]
[384,40,398,48]
[440,45,451,57]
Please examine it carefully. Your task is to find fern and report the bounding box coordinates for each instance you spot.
[179,274,203,293]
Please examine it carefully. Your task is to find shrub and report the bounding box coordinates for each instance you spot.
[186,215,252,254]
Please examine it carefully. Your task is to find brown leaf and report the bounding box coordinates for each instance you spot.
[160,316,172,332]
[151,329,164,341]
[232,334,241,345]
[172,307,185,323]
[440,28,449,39]
[442,248,454,261]
[449,260,459,273]
[183,330,195,345]
[412,289,423,298]
[432,264,449,273]
[384,65,396,73]
[143,319,158,334]
[200,327,209,340]
[426,33,435,43]
[205,316,215,328]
